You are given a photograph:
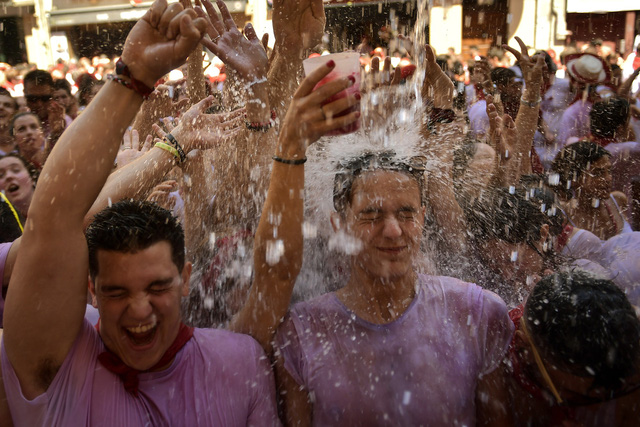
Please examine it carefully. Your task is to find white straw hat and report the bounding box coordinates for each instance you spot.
[565,53,610,84]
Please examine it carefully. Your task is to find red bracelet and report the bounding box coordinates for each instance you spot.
[110,58,155,99]
[245,110,276,132]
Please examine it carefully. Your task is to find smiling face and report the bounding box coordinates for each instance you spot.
[90,241,191,371]
[13,114,44,159]
[0,156,35,211]
[337,170,426,281]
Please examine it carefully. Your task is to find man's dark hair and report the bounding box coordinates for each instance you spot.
[86,200,185,280]
[525,270,640,390]
[467,186,564,245]
[551,141,611,198]
[23,70,54,90]
[491,67,516,87]
[52,79,72,95]
[590,97,630,138]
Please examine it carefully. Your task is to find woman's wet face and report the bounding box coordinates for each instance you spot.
[0,156,34,206]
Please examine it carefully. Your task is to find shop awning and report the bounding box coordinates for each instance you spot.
[567,0,639,13]
[49,0,246,27]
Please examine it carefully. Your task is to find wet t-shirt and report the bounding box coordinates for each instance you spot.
[2,320,280,426]
[276,275,514,426]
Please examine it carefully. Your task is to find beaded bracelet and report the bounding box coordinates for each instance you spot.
[272,155,307,165]
[155,141,181,162]
[164,133,187,163]
[111,58,155,99]
[246,110,277,132]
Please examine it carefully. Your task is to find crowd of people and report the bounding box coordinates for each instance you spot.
[0,0,638,425]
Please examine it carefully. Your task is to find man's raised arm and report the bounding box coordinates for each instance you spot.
[3,0,206,399]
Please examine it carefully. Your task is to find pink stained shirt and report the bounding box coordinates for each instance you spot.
[1,319,280,426]
[275,274,514,426]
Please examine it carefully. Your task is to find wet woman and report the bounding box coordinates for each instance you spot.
[10,112,46,169]
[551,140,632,239]
[259,53,514,424]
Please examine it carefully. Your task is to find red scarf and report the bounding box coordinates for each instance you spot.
[97,322,194,397]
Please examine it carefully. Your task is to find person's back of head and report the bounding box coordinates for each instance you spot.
[490,67,516,88]
[467,186,564,245]
[551,141,611,199]
[525,270,640,390]
[23,69,54,90]
[590,97,630,139]
[85,200,185,280]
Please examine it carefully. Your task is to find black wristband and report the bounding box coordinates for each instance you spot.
[164,133,187,163]
[272,155,307,165]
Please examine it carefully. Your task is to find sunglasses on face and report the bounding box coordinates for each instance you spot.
[25,95,52,103]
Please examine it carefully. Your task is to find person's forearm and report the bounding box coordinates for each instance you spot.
[86,146,177,227]
[268,45,304,119]
[229,132,305,352]
[30,81,143,230]
[511,85,541,180]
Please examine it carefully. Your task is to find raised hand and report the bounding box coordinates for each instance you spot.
[48,100,67,137]
[422,44,454,109]
[197,0,268,83]
[120,0,208,87]
[277,60,360,157]
[273,0,325,50]
[147,179,179,211]
[169,96,245,152]
[503,36,545,98]
[117,128,152,169]
[486,95,515,164]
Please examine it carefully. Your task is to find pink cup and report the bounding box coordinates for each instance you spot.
[303,52,361,136]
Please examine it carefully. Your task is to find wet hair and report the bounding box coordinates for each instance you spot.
[86,200,185,280]
[551,141,611,199]
[9,112,42,137]
[333,151,426,214]
[0,152,39,183]
[467,186,564,245]
[52,79,72,95]
[590,97,630,138]
[491,67,516,87]
[525,270,640,390]
[23,69,54,90]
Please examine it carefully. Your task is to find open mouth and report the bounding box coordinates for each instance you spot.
[6,183,19,195]
[377,246,407,254]
[124,320,158,347]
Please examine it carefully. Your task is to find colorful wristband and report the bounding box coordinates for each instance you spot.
[111,58,155,99]
[245,110,276,132]
[155,141,181,162]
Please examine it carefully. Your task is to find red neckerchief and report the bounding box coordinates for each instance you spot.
[508,306,577,424]
[96,320,194,397]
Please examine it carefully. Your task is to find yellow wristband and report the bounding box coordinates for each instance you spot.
[154,141,180,161]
